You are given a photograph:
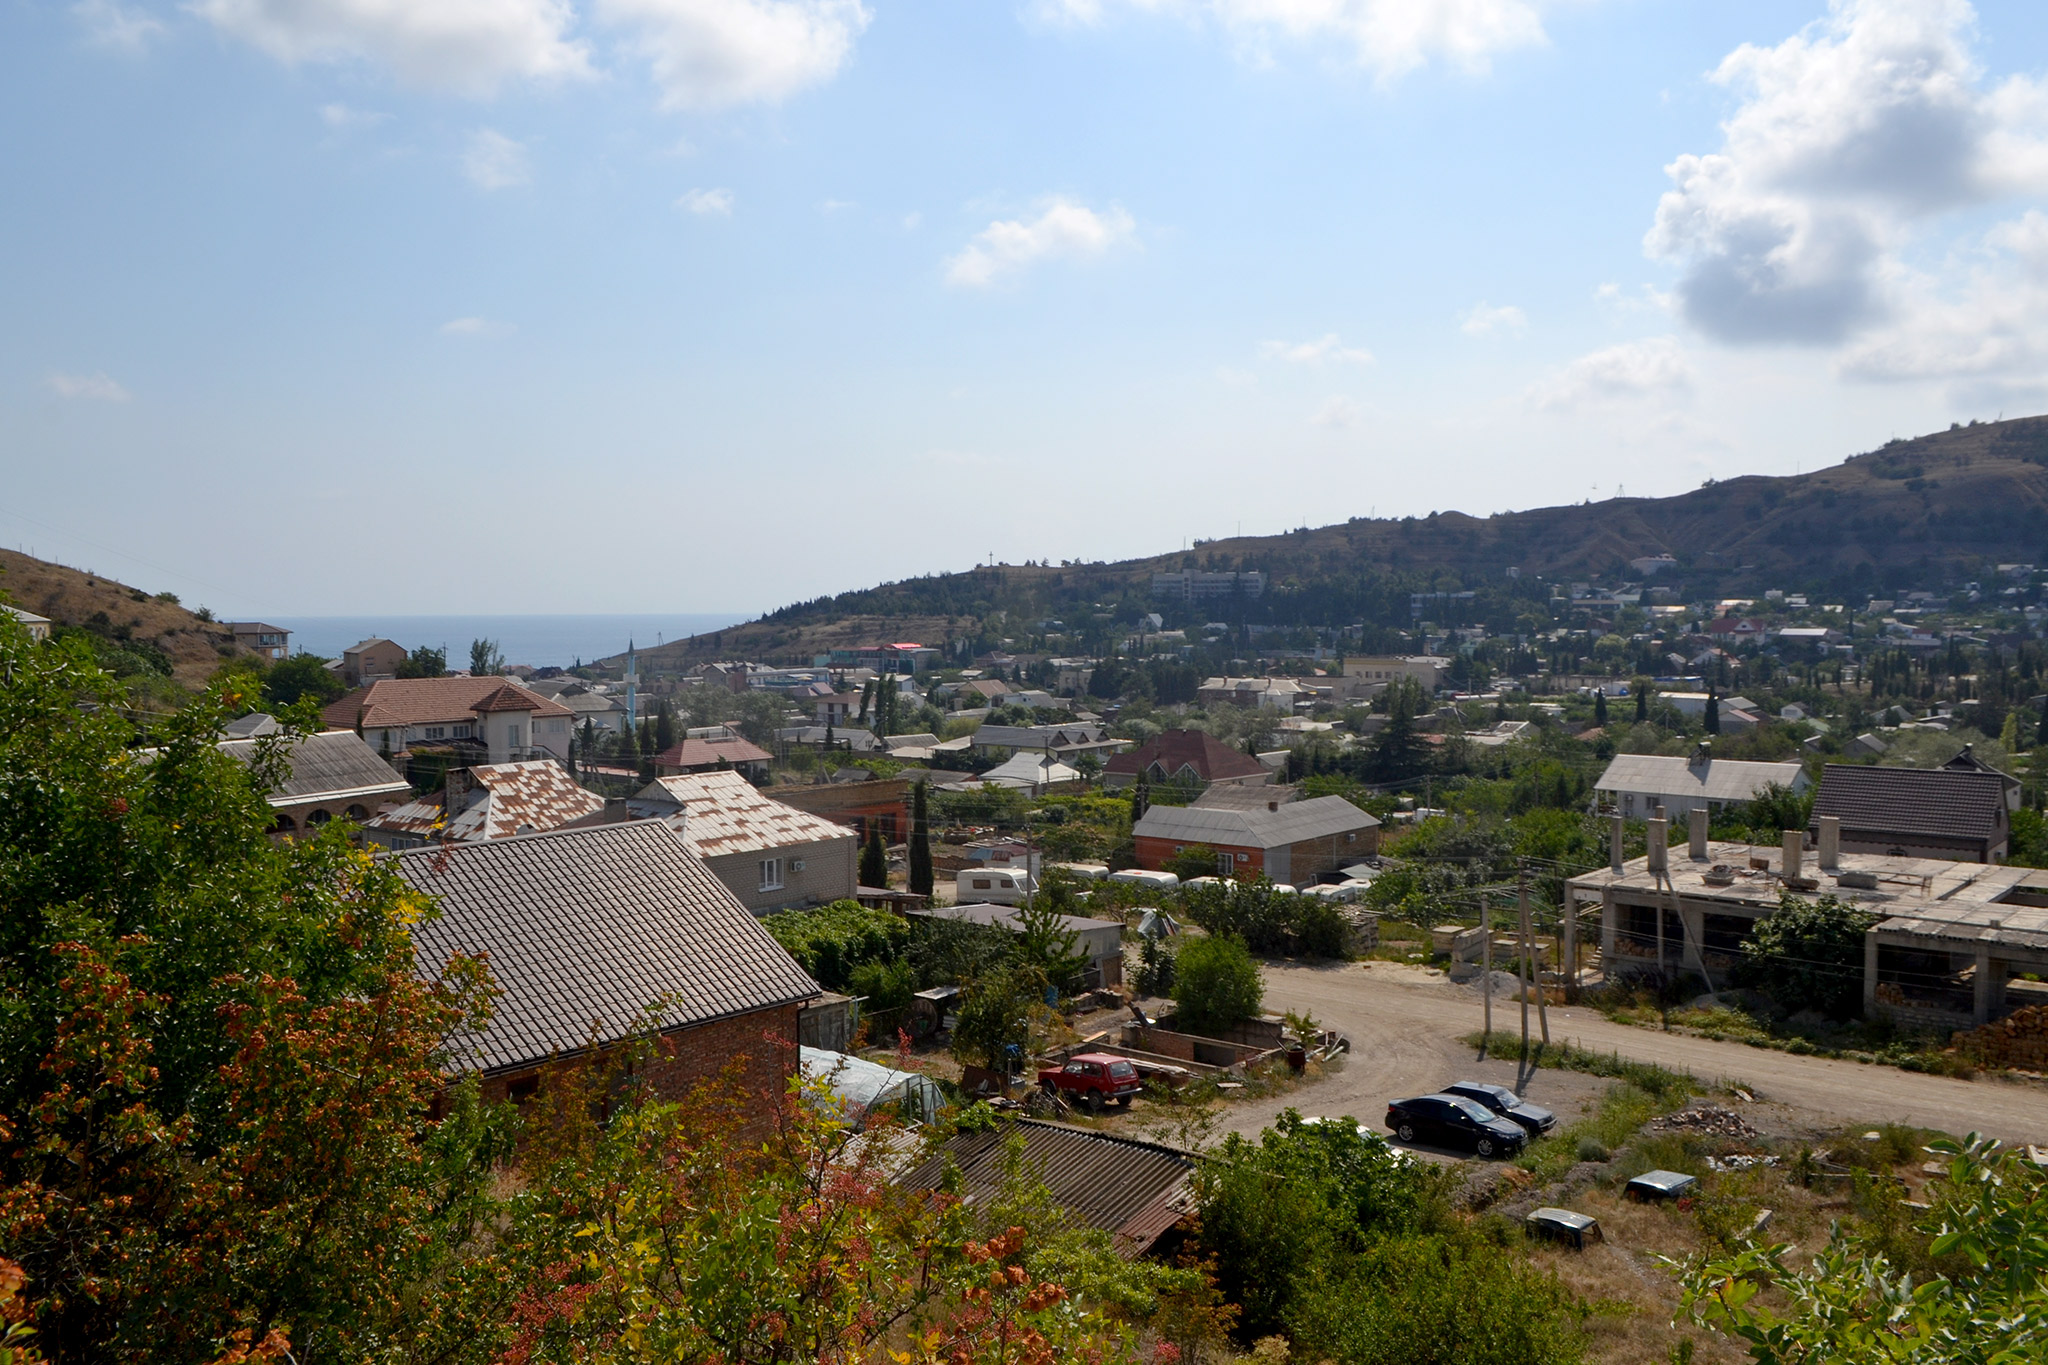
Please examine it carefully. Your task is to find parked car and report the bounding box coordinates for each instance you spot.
[1384,1094,1528,1158]
[1441,1081,1557,1136]
[1038,1053,1143,1112]
[1625,1169,1699,1202]
[1525,1207,1603,1250]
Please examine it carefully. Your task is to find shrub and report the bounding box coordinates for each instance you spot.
[1134,935,1177,997]
[762,901,909,991]
[1736,892,1877,1020]
[1173,935,1264,1036]
[1575,1137,1610,1163]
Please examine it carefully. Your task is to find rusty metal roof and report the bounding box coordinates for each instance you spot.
[630,770,857,859]
[369,760,604,842]
[391,821,820,1075]
[897,1119,1195,1257]
[656,735,773,769]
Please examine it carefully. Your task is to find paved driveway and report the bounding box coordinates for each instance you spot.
[1216,961,2048,1150]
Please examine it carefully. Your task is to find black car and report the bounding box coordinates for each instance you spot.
[1442,1081,1557,1136]
[1384,1094,1528,1158]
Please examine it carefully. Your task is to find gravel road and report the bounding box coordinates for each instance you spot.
[1217,960,2048,1149]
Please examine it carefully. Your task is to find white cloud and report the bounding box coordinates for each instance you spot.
[320,102,389,129]
[193,0,590,95]
[819,197,855,214]
[73,0,166,53]
[596,0,869,109]
[46,371,132,402]
[1646,0,2048,350]
[1311,395,1362,428]
[440,316,515,336]
[1260,333,1374,365]
[1046,0,1550,80]
[463,128,530,189]
[1460,301,1526,336]
[945,198,1137,288]
[677,186,735,215]
[901,211,922,230]
[1529,336,1693,409]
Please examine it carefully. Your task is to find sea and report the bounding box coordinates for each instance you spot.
[275,614,749,670]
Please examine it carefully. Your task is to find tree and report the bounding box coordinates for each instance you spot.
[1593,691,1608,727]
[1735,891,1877,1019]
[262,652,345,708]
[1167,843,1223,882]
[951,963,1046,1073]
[1635,680,1651,724]
[1678,1134,2047,1365]
[908,780,934,896]
[467,638,504,676]
[1705,690,1721,734]
[2038,699,2047,747]
[394,645,446,678]
[655,698,676,753]
[1132,772,1152,822]
[1014,897,1091,997]
[861,821,889,888]
[1173,934,1264,1036]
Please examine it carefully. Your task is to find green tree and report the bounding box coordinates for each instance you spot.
[1635,680,1651,724]
[950,963,1045,1073]
[1166,843,1223,882]
[1705,690,1721,734]
[861,821,889,888]
[1131,772,1151,822]
[467,638,504,676]
[1014,896,1091,997]
[262,651,345,708]
[394,645,446,678]
[1173,934,1264,1036]
[655,698,676,753]
[1594,691,1608,727]
[1735,892,1878,1019]
[908,780,935,896]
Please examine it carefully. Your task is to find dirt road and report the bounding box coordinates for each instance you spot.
[1219,960,2048,1148]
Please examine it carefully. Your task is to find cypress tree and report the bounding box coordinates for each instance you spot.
[655,699,676,753]
[908,780,934,896]
[2038,700,2048,747]
[1594,692,1608,726]
[1704,691,1721,735]
[861,822,889,888]
[1635,686,1649,723]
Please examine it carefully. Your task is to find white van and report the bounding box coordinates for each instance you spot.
[956,867,1036,906]
[1049,862,1111,882]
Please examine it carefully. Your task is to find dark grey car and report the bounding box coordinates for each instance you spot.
[1442,1080,1557,1136]
[1385,1094,1528,1158]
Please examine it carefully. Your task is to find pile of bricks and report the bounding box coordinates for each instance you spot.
[1952,1005,2048,1072]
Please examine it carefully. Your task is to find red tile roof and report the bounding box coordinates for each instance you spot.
[1104,729,1267,783]
[473,683,543,713]
[323,676,572,731]
[655,735,773,769]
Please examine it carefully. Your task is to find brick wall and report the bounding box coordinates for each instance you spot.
[1134,836,1262,876]
[482,1002,804,1121]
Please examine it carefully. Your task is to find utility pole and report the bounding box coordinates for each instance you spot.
[1481,893,1493,1055]
[1521,862,1549,1048]
[1516,866,1531,1061]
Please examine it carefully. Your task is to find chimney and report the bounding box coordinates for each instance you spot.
[1267,799,1279,812]
[1782,829,1803,881]
[1654,803,1667,823]
[1647,817,1668,873]
[1689,806,1708,860]
[1818,815,1841,870]
[1609,814,1625,873]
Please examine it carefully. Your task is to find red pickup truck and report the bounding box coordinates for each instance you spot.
[1037,1054,1143,1112]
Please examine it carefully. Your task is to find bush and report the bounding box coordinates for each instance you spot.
[1575,1137,1610,1163]
[1736,891,1877,1020]
[1173,935,1263,1036]
[762,901,909,991]
[1134,935,1177,997]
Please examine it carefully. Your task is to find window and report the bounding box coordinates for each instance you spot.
[759,858,783,891]
[454,723,472,738]
[424,727,446,740]
[1216,851,1234,876]
[1236,852,1249,863]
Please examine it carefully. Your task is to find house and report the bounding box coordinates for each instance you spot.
[1336,656,1449,699]
[769,775,911,844]
[1466,719,1535,747]
[1103,729,1269,791]
[227,622,291,661]
[214,729,413,839]
[3,605,50,641]
[392,821,821,1109]
[974,752,1081,794]
[1776,627,1842,650]
[897,1119,1195,1257]
[1567,824,2048,1028]
[1151,569,1265,602]
[971,723,1124,764]
[322,676,576,765]
[362,759,604,850]
[775,725,883,753]
[1197,677,1307,710]
[557,686,630,735]
[1594,750,1808,821]
[942,678,1011,708]
[814,691,864,726]
[1944,744,2022,811]
[1657,692,1765,730]
[1630,554,1679,576]
[619,770,859,913]
[997,689,1061,711]
[653,729,772,780]
[1810,764,2010,863]
[1133,795,1379,882]
[905,903,1126,989]
[338,638,408,687]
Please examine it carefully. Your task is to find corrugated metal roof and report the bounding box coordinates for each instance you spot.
[393,821,821,1075]
[217,730,412,806]
[629,770,857,859]
[1133,794,1378,849]
[897,1119,1195,1256]
[1594,754,1805,804]
[1813,764,2007,843]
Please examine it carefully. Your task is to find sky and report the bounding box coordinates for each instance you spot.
[8,0,2048,619]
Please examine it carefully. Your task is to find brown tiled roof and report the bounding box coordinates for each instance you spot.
[1105,729,1267,782]
[1812,764,2008,845]
[367,760,604,842]
[897,1119,1194,1257]
[472,683,543,713]
[323,676,572,731]
[629,770,856,859]
[656,735,773,768]
[392,821,820,1075]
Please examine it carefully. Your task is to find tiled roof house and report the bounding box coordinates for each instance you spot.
[597,769,860,913]
[323,676,576,765]
[1133,794,1379,882]
[1811,764,2011,863]
[1103,729,1270,790]
[363,759,605,849]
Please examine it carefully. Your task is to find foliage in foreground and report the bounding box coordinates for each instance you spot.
[1193,1113,1589,1364]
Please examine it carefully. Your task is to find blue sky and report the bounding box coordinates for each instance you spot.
[7,0,2048,618]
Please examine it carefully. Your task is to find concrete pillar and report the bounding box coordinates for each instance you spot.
[1782,830,1803,882]
[1974,948,1994,1026]
[1689,807,1709,861]
[1563,889,1580,1000]
[1609,815,1624,873]
[1647,818,1668,873]
[1864,933,1880,1017]
[1818,815,1841,870]
[1600,888,1616,967]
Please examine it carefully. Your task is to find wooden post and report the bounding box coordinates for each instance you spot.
[1481,893,1493,1055]
[1522,864,1549,1048]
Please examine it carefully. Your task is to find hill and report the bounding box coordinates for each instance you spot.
[619,415,2048,671]
[0,549,244,688]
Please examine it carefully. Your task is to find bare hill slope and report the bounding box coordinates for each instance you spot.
[0,550,243,688]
